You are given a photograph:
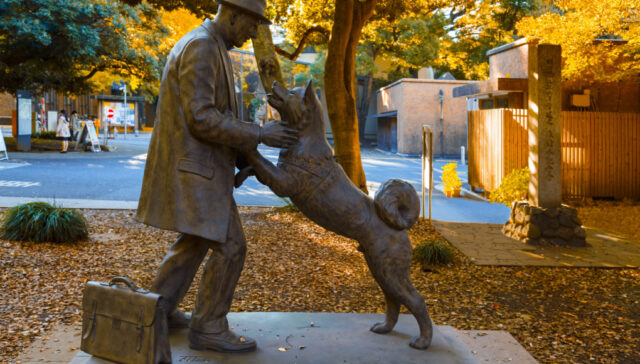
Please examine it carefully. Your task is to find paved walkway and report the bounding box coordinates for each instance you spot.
[0,130,511,223]
[433,221,640,267]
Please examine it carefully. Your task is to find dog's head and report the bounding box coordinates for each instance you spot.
[268,80,320,131]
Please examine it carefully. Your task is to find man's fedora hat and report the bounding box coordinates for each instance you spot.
[216,0,272,25]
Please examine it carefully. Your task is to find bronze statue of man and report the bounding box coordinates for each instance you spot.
[137,0,296,353]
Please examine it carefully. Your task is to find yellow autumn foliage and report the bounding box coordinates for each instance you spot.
[517,0,640,82]
[442,163,462,193]
[89,7,202,95]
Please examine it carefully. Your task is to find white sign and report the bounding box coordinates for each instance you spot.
[47,111,58,132]
[75,121,101,152]
[85,121,101,152]
[0,128,8,160]
[17,98,32,135]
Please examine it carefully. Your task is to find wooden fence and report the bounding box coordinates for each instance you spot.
[468,109,640,199]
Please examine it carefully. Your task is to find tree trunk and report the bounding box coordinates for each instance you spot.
[357,72,373,145]
[251,25,284,94]
[325,0,376,194]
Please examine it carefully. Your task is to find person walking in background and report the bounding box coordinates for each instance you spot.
[56,110,71,153]
[70,110,80,139]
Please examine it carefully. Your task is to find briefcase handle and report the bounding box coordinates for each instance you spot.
[109,276,145,292]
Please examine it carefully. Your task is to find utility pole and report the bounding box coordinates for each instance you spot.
[439,89,444,158]
[123,82,127,139]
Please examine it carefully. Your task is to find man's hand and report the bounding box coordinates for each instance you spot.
[261,121,298,148]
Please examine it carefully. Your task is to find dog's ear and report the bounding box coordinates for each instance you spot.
[304,80,316,108]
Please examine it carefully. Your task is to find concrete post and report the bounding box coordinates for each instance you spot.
[527,43,562,208]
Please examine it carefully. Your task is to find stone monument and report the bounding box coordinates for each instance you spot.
[503,43,586,247]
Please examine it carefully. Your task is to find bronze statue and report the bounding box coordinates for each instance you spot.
[136,0,297,353]
[236,81,434,350]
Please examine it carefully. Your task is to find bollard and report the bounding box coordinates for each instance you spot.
[461,146,466,165]
[422,126,434,221]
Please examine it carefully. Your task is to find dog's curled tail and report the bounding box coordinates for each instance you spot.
[374,179,420,230]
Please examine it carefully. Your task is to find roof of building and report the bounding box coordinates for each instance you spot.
[486,38,530,57]
[378,78,475,94]
[91,95,146,102]
[453,78,528,98]
[438,72,457,80]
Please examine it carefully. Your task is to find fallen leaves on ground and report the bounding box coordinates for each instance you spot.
[574,200,640,241]
[0,208,638,363]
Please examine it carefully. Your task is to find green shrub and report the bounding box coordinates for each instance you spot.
[32,131,58,140]
[1,202,89,243]
[489,167,530,207]
[413,240,454,265]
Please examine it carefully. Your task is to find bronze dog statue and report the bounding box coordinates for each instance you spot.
[237,81,433,350]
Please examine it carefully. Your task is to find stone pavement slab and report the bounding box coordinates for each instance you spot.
[456,330,537,364]
[433,221,640,267]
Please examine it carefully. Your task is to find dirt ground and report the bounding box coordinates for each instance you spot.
[0,207,638,363]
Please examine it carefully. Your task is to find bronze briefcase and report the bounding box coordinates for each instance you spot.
[81,277,172,364]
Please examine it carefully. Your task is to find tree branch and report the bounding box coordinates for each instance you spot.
[449,8,466,22]
[274,26,329,61]
[77,66,106,82]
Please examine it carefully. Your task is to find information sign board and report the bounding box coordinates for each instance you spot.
[75,121,101,152]
[0,128,8,160]
[86,121,101,152]
[17,98,32,135]
[16,90,32,151]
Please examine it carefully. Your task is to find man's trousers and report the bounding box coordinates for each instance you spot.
[150,202,246,334]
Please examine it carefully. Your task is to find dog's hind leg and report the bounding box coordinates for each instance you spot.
[379,278,433,350]
[399,283,433,350]
[370,290,400,334]
[365,241,433,350]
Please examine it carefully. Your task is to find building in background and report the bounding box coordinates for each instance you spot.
[372,77,476,156]
[453,38,640,112]
[0,88,148,134]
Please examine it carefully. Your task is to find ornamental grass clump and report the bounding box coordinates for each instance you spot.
[412,239,455,265]
[1,202,88,243]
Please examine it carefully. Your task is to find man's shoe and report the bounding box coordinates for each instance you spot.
[188,329,256,353]
[168,310,191,329]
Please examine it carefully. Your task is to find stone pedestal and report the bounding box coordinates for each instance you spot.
[68,312,537,364]
[503,201,587,247]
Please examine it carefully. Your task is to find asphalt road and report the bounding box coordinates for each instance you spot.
[0,131,510,223]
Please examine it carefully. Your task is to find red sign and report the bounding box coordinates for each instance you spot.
[106,109,115,118]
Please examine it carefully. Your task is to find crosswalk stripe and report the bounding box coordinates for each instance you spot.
[0,180,41,187]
